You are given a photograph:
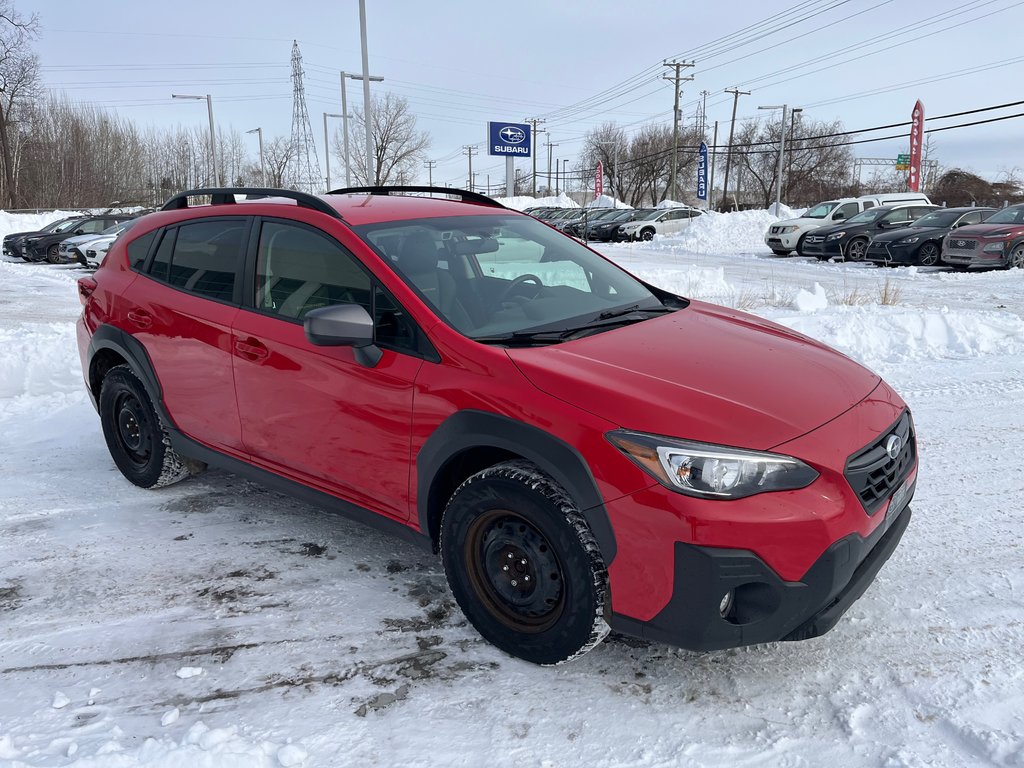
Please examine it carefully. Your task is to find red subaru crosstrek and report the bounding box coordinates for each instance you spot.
[77,187,917,665]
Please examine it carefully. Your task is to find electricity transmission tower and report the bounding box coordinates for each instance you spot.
[288,41,322,194]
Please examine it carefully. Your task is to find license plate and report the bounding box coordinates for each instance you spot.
[887,476,912,520]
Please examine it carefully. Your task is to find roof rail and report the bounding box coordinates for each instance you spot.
[160,187,343,220]
[327,185,506,210]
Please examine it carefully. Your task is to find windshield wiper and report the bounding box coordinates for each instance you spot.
[594,305,673,322]
[474,329,579,346]
[475,306,675,347]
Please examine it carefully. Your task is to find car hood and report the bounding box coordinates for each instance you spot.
[507,301,880,450]
[871,225,946,243]
[946,222,1024,238]
[807,221,875,238]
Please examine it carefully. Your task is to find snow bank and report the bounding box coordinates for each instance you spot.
[0,322,85,421]
[655,198,695,209]
[587,194,630,209]
[638,209,779,254]
[767,305,1024,367]
[496,193,578,210]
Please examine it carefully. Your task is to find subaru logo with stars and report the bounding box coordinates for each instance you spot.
[499,126,526,144]
[885,434,902,460]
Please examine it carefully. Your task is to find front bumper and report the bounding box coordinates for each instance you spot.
[764,230,801,250]
[801,236,844,259]
[611,483,914,651]
[942,242,1007,268]
[866,241,918,265]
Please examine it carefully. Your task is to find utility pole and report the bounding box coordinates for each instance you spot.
[758,104,788,214]
[663,60,695,202]
[524,117,546,196]
[463,145,477,191]
[699,90,710,137]
[786,108,803,200]
[424,159,436,186]
[545,137,559,195]
[721,87,750,212]
[709,120,719,210]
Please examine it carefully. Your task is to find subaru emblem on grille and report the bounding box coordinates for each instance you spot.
[885,435,902,460]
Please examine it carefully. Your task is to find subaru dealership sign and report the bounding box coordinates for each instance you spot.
[488,121,531,157]
[697,141,709,201]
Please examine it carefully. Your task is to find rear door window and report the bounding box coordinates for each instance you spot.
[146,219,247,303]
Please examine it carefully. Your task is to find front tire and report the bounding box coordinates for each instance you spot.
[440,460,610,665]
[46,244,61,264]
[770,249,792,256]
[845,238,868,261]
[917,242,941,266]
[99,365,195,489]
[640,227,655,241]
[1007,243,1024,269]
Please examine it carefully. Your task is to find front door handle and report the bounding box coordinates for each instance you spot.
[234,338,269,361]
[126,309,152,329]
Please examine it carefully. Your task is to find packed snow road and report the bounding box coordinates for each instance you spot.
[1,214,1023,767]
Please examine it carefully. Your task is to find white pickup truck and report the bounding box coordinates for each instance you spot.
[765,192,931,256]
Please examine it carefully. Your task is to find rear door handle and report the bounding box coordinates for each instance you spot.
[126,309,152,329]
[234,338,269,361]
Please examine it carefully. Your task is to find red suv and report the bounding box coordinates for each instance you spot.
[76,186,917,665]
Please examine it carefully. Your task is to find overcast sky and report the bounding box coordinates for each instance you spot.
[20,0,1024,195]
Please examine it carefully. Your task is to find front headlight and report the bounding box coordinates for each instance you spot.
[826,231,846,241]
[982,242,1005,253]
[778,225,798,234]
[898,236,920,244]
[607,431,818,500]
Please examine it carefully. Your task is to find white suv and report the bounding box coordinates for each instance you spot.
[619,206,703,241]
[765,193,931,256]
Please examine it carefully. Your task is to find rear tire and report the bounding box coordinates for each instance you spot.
[99,365,197,489]
[440,460,610,665]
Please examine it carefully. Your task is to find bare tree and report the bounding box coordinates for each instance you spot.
[339,93,431,185]
[0,1,39,207]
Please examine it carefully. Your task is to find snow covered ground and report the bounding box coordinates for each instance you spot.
[1,209,1023,767]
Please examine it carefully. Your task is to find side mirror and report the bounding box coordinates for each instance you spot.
[832,212,846,221]
[74,229,85,235]
[304,303,382,367]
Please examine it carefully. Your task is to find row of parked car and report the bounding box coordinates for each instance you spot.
[525,205,704,242]
[2,212,140,268]
[765,193,1024,269]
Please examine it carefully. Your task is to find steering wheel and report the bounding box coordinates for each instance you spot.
[498,274,544,304]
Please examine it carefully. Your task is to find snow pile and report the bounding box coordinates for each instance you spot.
[638,209,779,254]
[632,265,736,304]
[496,193,579,210]
[0,210,83,242]
[587,194,630,209]
[793,282,828,312]
[656,198,695,209]
[0,322,85,421]
[768,305,1024,366]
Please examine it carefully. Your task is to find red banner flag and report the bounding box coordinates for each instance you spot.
[595,161,603,199]
[908,100,924,192]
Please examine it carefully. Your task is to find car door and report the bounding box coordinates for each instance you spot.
[230,218,425,522]
[125,218,248,453]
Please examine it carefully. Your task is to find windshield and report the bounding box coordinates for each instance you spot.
[356,214,672,340]
[985,206,1024,224]
[804,201,839,219]
[911,210,960,228]
[845,208,887,225]
[50,218,85,234]
[640,209,665,221]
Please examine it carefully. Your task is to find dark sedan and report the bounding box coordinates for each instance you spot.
[3,217,81,260]
[22,215,134,263]
[866,207,996,266]
[587,208,658,241]
[802,203,938,261]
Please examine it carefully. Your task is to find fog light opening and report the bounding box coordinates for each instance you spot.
[719,590,734,619]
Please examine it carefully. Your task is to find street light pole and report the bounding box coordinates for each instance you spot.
[786,107,803,200]
[758,104,788,213]
[172,93,219,186]
[323,112,343,190]
[340,70,383,186]
[246,127,265,186]
[358,0,374,182]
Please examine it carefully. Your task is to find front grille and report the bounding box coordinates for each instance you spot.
[947,238,977,251]
[770,225,782,234]
[805,235,824,244]
[867,243,890,256]
[844,411,916,515]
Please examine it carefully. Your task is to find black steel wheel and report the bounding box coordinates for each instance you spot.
[99,365,194,488]
[440,461,610,665]
[917,241,941,267]
[845,238,868,261]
